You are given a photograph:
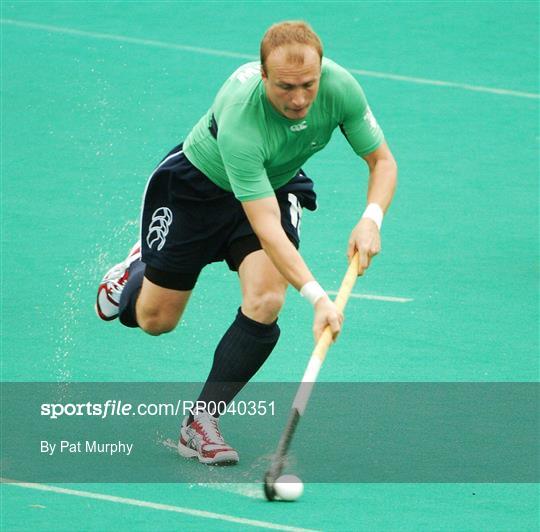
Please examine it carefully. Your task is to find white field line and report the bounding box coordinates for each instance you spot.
[346,68,539,99]
[1,478,318,532]
[326,290,413,303]
[2,18,538,100]
[0,18,257,60]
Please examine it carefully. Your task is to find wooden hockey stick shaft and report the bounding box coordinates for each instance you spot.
[264,253,360,500]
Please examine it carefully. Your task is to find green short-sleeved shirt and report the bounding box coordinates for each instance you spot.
[183,58,384,202]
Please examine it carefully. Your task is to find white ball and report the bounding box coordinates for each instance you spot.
[274,474,304,501]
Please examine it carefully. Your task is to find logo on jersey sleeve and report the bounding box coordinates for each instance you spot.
[234,65,260,84]
[363,107,379,131]
[146,207,173,251]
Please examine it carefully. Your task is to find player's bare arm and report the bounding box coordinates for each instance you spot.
[347,141,398,275]
[242,196,343,341]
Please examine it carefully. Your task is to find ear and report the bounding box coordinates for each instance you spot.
[260,64,268,81]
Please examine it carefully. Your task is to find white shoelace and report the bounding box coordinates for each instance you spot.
[104,265,128,297]
[195,413,225,444]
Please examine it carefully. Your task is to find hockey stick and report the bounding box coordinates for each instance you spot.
[263,252,360,500]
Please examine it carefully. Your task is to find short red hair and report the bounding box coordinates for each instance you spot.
[260,21,323,72]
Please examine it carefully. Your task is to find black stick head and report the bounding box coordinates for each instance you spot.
[263,472,277,501]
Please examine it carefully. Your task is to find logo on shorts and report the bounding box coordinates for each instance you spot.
[288,193,302,236]
[146,207,173,251]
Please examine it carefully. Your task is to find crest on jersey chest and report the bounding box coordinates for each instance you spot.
[289,120,308,132]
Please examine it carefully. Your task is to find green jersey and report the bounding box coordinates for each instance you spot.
[183,58,384,202]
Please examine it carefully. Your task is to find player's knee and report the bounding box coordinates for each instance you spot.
[137,307,179,336]
[139,316,177,336]
[243,290,285,323]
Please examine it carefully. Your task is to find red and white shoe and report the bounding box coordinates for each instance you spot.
[95,242,141,321]
[178,412,239,465]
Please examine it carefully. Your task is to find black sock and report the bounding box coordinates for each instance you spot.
[190,308,280,421]
[118,260,146,328]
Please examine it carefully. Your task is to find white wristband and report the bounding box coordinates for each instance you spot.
[300,281,326,306]
[361,203,384,230]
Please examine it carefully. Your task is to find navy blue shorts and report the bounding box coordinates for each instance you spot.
[140,143,317,290]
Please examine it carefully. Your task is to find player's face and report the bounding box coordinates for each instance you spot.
[262,45,321,120]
